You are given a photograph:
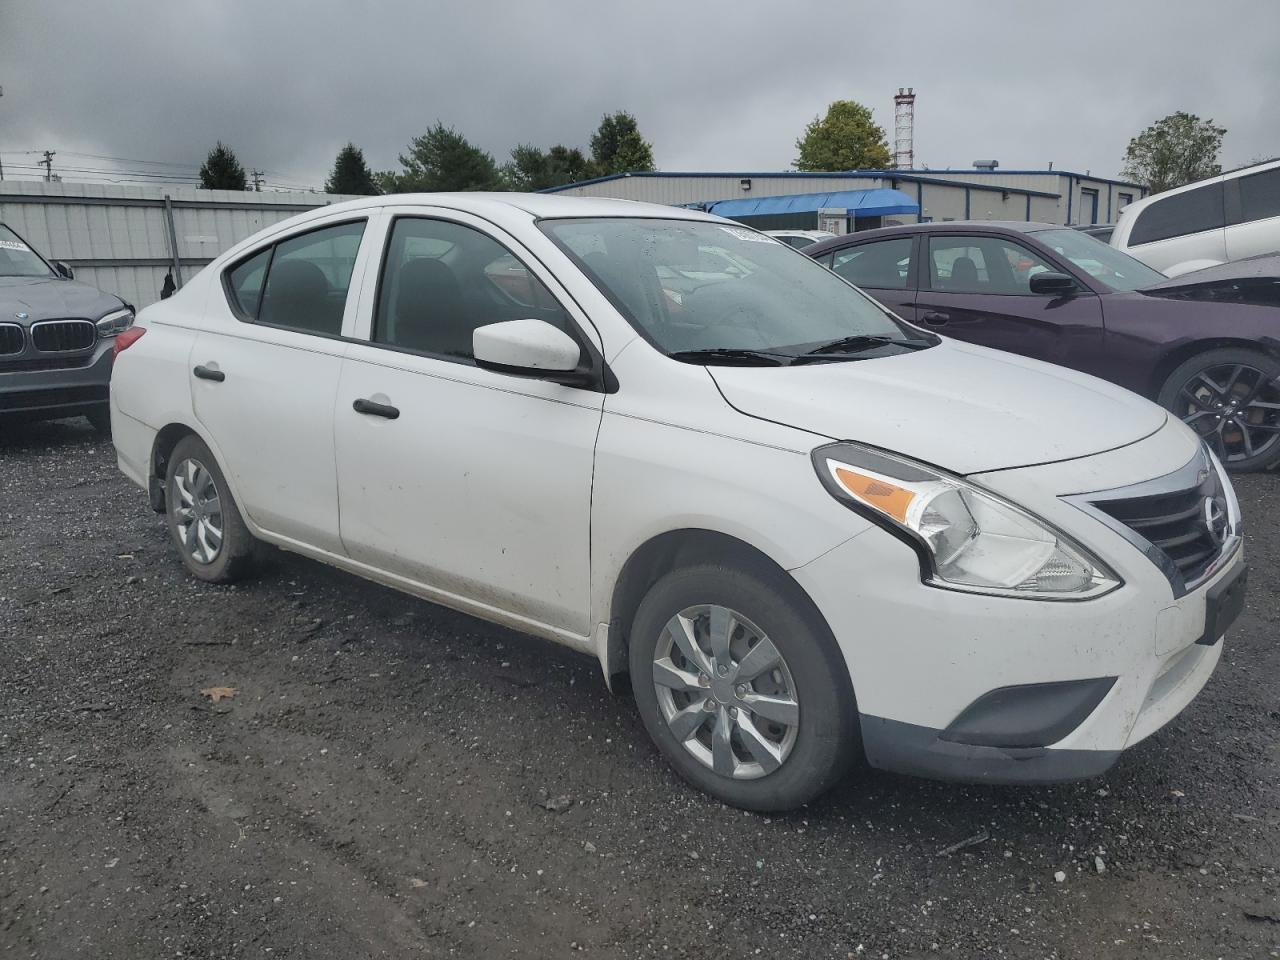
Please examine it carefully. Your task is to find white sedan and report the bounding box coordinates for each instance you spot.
[110,194,1246,811]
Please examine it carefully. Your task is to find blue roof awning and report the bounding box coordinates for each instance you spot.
[706,187,919,219]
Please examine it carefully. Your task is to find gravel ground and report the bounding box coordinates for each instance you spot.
[2,418,1278,960]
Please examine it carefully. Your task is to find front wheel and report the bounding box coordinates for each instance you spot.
[1157,348,1280,472]
[164,434,261,583]
[628,564,858,811]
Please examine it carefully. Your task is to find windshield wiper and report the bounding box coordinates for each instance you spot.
[668,348,793,366]
[790,334,933,364]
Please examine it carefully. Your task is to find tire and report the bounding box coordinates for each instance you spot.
[164,434,261,583]
[85,405,112,436]
[1157,348,1280,472]
[628,563,858,812]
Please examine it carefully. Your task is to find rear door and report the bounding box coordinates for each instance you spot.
[191,217,374,554]
[816,234,918,320]
[914,233,1105,372]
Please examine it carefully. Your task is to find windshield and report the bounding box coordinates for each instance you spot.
[541,217,925,360]
[0,225,55,278]
[1033,228,1165,292]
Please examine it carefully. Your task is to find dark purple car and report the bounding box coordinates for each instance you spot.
[805,222,1280,471]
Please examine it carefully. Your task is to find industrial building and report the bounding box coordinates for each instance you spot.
[542,168,1147,235]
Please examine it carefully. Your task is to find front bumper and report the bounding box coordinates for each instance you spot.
[0,338,113,418]
[791,419,1244,784]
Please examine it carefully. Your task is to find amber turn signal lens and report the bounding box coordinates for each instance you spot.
[832,466,915,523]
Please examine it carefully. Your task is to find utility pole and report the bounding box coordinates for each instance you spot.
[0,86,5,180]
[41,150,56,181]
[251,169,263,192]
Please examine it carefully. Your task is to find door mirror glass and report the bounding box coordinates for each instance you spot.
[473,318,582,375]
[1028,271,1078,295]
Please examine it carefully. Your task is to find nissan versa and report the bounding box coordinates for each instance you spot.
[109,195,1247,811]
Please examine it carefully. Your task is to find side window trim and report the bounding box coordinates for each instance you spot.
[221,216,369,338]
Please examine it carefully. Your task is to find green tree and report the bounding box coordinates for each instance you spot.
[324,142,380,195]
[589,111,655,175]
[504,143,595,191]
[793,100,892,171]
[199,141,247,190]
[1122,111,1227,193]
[378,123,503,193]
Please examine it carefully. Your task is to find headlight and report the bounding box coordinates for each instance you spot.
[96,308,134,338]
[812,442,1120,600]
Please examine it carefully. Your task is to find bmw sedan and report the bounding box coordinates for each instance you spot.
[806,222,1280,472]
[111,194,1246,811]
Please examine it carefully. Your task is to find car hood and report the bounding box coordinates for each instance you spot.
[0,275,124,324]
[708,339,1168,474]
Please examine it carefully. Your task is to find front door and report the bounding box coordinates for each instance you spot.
[914,233,1105,373]
[191,218,370,555]
[334,212,604,636]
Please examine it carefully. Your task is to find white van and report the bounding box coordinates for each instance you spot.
[1111,159,1280,276]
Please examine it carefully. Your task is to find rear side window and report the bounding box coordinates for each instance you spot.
[1238,168,1280,224]
[226,247,271,320]
[831,237,913,290]
[1128,183,1225,245]
[258,221,366,336]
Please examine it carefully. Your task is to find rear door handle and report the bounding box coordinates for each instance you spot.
[352,397,400,420]
[193,364,225,382]
[922,312,950,326]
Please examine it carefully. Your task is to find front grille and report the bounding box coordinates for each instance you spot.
[0,354,94,373]
[31,319,95,352]
[0,323,23,356]
[1086,449,1233,591]
[0,384,108,412]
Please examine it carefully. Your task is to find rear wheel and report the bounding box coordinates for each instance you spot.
[164,434,261,583]
[628,564,858,811]
[1158,348,1280,472]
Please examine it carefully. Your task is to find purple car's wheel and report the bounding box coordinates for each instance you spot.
[1159,348,1280,472]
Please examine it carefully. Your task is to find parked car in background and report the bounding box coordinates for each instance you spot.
[1073,223,1115,243]
[0,223,134,433]
[765,229,836,249]
[112,194,1245,810]
[1111,158,1280,276]
[807,221,1280,471]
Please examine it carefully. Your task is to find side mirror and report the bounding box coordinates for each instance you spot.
[473,318,587,384]
[1028,271,1077,296]
[54,261,74,280]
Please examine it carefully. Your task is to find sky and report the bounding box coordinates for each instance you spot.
[1,0,1276,192]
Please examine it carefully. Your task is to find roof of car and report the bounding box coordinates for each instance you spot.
[316,191,719,223]
[804,220,1063,255]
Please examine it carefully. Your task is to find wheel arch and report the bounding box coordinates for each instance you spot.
[148,419,254,529]
[1149,337,1280,400]
[603,528,839,693]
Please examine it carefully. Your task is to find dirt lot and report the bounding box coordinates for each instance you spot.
[2,419,1278,960]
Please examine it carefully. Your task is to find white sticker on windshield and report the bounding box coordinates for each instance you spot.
[0,240,31,252]
[719,226,774,244]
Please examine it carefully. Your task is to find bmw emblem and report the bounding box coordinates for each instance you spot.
[14,312,28,320]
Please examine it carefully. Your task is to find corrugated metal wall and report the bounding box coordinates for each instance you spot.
[0,181,354,307]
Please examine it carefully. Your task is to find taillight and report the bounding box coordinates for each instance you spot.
[112,326,146,360]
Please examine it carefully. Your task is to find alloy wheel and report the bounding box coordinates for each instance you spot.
[171,457,224,564]
[1174,363,1280,464]
[651,604,800,780]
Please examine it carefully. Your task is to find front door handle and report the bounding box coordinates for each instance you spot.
[352,397,400,420]
[922,312,950,327]
[193,364,225,382]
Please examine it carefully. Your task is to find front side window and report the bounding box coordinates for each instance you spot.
[374,217,572,361]
[927,236,1056,295]
[830,237,913,290]
[0,225,54,278]
[1129,183,1225,246]
[1237,167,1280,224]
[1032,228,1165,292]
[540,218,920,359]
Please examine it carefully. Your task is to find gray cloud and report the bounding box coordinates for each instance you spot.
[2,0,1276,190]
